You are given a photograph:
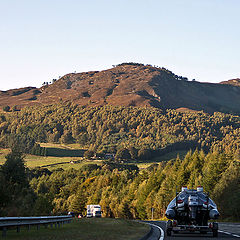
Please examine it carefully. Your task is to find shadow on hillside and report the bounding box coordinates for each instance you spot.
[46,147,85,157]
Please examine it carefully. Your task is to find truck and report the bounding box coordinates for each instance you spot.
[165,186,219,237]
[86,205,102,218]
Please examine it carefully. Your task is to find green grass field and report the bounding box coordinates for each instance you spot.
[0,143,186,170]
[39,143,87,150]
[2,218,150,240]
[0,148,101,170]
[134,150,187,169]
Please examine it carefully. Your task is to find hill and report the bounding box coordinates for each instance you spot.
[1,104,239,158]
[220,78,240,87]
[1,63,240,114]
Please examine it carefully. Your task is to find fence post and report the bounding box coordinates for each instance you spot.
[2,227,7,237]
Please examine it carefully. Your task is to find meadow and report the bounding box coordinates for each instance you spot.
[0,144,187,170]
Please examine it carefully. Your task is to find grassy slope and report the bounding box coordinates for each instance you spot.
[0,143,187,169]
[3,218,150,240]
[0,148,100,170]
[133,150,188,169]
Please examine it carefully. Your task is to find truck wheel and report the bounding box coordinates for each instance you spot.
[213,222,218,230]
[166,229,172,236]
[212,222,218,237]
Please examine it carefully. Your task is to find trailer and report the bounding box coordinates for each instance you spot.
[166,219,218,237]
[165,186,219,237]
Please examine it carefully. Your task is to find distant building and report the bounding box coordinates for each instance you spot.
[105,153,115,160]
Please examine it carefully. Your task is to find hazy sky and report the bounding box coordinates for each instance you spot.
[1,0,240,91]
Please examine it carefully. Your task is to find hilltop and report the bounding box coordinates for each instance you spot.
[1,63,240,114]
[220,78,240,87]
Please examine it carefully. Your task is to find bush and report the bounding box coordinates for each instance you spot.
[138,148,152,160]
[3,106,10,112]
[115,148,131,161]
[84,150,94,159]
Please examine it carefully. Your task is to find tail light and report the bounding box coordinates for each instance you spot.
[177,199,183,204]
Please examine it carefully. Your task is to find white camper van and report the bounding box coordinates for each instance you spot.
[86,205,102,218]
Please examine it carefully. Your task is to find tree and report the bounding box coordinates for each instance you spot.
[70,191,86,214]
[84,150,94,159]
[1,150,28,187]
[12,105,18,111]
[118,201,133,219]
[128,146,138,160]
[213,161,240,220]
[0,172,9,215]
[3,105,10,112]
[138,148,152,160]
[60,131,74,144]
[115,148,131,161]
[0,149,36,216]
[34,195,53,215]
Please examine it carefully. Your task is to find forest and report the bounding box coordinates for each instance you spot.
[0,148,239,220]
[0,103,240,158]
[0,103,239,220]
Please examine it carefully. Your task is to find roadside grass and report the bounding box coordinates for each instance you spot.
[2,218,150,240]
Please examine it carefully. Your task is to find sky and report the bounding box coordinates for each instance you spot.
[0,0,240,91]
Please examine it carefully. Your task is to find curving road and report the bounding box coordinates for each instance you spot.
[144,221,240,240]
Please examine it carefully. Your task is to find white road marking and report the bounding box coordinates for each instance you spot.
[218,230,240,238]
[147,223,164,240]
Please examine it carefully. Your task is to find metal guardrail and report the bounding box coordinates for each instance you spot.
[0,215,72,237]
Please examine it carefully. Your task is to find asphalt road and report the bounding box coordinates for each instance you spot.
[145,221,240,240]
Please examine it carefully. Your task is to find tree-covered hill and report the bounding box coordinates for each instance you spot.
[1,148,239,221]
[0,104,239,158]
[1,63,240,114]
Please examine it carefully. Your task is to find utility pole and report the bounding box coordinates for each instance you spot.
[151,207,154,220]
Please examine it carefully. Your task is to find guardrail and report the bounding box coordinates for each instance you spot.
[0,215,72,237]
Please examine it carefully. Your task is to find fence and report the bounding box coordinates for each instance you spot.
[0,215,72,237]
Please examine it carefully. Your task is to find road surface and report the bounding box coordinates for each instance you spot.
[144,221,240,240]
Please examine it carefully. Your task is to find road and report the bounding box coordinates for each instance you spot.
[144,221,240,240]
